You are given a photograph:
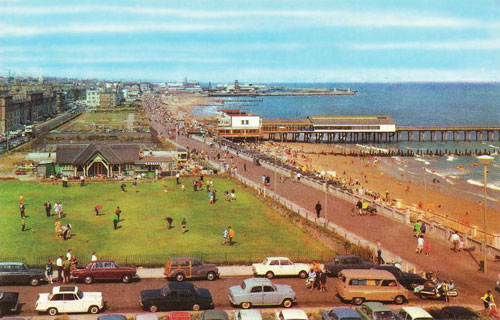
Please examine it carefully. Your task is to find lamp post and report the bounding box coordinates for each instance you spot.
[477,155,494,273]
[274,126,285,192]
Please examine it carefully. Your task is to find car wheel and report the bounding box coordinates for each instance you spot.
[89,305,100,314]
[149,305,158,312]
[394,295,405,305]
[192,304,201,311]
[206,271,216,281]
[298,270,307,279]
[352,297,364,305]
[84,276,94,284]
[265,271,274,279]
[48,308,58,316]
[122,274,132,283]
[30,277,40,286]
[175,273,185,282]
[241,302,252,309]
[282,298,293,308]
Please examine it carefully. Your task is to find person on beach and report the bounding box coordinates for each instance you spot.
[315,201,322,218]
[376,241,384,264]
[414,220,421,237]
[424,240,431,256]
[416,235,424,254]
[450,230,460,252]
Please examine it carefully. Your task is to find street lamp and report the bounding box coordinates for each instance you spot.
[477,154,494,273]
[274,126,286,192]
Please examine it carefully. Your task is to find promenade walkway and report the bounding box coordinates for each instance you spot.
[176,134,498,303]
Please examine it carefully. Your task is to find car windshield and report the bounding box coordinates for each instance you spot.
[373,312,395,320]
[161,287,171,296]
[240,281,246,290]
[262,259,268,264]
[77,291,83,299]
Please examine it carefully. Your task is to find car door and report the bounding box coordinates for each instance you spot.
[262,285,280,306]
[249,285,264,306]
[11,264,27,285]
[91,262,104,280]
[50,293,65,313]
[268,259,279,274]
[191,259,203,277]
[179,289,195,310]
[279,259,294,275]
[0,265,12,284]
[63,293,79,313]
[106,261,120,280]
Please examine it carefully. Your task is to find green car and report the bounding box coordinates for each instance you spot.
[356,302,396,320]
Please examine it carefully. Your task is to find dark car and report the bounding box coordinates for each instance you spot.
[97,315,127,320]
[371,265,426,289]
[70,260,137,284]
[0,291,19,317]
[140,282,214,312]
[200,310,229,320]
[325,255,375,277]
[322,307,362,320]
[164,257,219,282]
[429,306,480,320]
[0,262,46,286]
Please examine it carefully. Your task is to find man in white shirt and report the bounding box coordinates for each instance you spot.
[66,249,72,261]
[451,231,460,252]
[56,256,63,282]
[91,252,97,261]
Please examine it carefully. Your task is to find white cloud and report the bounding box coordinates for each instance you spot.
[344,39,500,50]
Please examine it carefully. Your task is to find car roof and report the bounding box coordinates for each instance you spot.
[136,314,159,320]
[330,308,362,319]
[0,262,25,266]
[97,315,127,320]
[340,269,395,279]
[280,309,308,320]
[167,282,196,290]
[52,286,78,294]
[244,278,273,286]
[336,255,360,259]
[266,257,291,260]
[362,302,392,312]
[441,306,478,316]
[169,257,197,261]
[202,310,229,320]
[238,310,263,319]
[91,260,116,263]
[400,307,433,319]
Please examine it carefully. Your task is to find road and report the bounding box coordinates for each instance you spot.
[3,276,446,316]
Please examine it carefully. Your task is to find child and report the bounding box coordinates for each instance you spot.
[458,237,465,252]
[181,184,185,191]
[424,241,431,256]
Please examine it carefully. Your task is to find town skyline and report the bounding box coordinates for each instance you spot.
[1,0,500,82]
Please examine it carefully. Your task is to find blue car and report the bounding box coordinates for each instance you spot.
[322,307,362,320]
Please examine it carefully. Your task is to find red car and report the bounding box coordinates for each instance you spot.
[70,260,137,284]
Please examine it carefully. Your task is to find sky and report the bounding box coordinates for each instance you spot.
[1,0,500,82]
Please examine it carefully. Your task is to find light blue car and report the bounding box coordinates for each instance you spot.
[228,278,296,309]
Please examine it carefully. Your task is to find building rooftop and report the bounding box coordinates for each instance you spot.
[307,115,395,126]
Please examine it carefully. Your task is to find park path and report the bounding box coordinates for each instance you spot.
[126,113,135,131]
[174,133,499,304]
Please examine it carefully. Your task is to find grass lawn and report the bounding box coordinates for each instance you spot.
[0,178,332,266]
[63,110,147,132]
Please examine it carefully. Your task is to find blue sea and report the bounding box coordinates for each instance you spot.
[195,82,500,206]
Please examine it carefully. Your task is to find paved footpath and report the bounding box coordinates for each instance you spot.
[175,134,499,304]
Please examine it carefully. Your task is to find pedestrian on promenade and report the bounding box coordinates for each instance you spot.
[228,226,235,245]
[424,240,431,256]
[56,255,63,282]
[113,213,119,230]
[115,206,122,221]
[315,201,322,218]
[19,203,26,218]
[319,270,328,292]
[450,230,460,252]
[44,200,51,217]
[91,252,97,261]
[181,218,187,233]
[414,220,421,237]
[165,217,173,229]
[46,260,54,283]
[416,235,424,254]
[21,217,26,231]
[376,241,384,265]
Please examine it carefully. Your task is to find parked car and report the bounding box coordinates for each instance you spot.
[140,282,214,312]
[276,309,308,320]
[0,291,19,317]
[167,311,192,320]
[70,260,137,284]
[322,307,362,320]
[229,277,296,309]
[0,262,46,286]
[234,310,263,320]
[372,266,426,290]
[429,306,480,320]
[164,257,219,282]
[97,315,127,320]
[35,285,104,316]
[200,310,229,320]
[136,315,159,320]
[252,257,309,279]
[397,307,433,320]
[356,302,396,320]
[325,255,375,277]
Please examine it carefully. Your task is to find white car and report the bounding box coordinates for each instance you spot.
[35,285,104,315]
[397,307,433,320]
[235,309,263,320]
[252,257,309,279]
[276,309,308,320]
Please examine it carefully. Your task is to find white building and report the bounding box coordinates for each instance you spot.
[85,89,100,107]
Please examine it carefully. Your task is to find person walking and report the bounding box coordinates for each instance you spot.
[315,201,322,218]
[131,179,137,192]
[19,204,26,218]
[113,212,119,230]
[228,226,235,245]
[416,235,424,254]
[450,230,460,252]
[244,163,247,171]
[319,270,328,292]
[165,217,173,229]
[46,260,54,284]
[94,205,100,216]
[44,201,51,217]
[424,240,431,256]
[56,255,63,282]
[222,228,228,245]
[62,257,71,283]
[413,220,421,237]
[115,206,122,221]
[120,182,126,192]
[80,175,85,186]
[481,290,495,311]
[21,217,26,231]
[19,194,24,205]
[66,249,72,261]
[376,241,384,264]
[176,172,180,184]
